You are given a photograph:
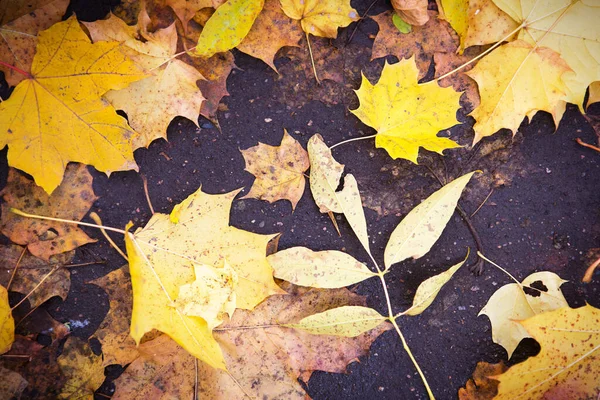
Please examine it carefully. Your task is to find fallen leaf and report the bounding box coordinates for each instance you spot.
[384,172,476,269]
[0,366,27,399]
[0,0,58,25]
[308,134,372,256]
[494,0,600,110]
[493,305,600,399]
[276,35,345,83]
[351,57,462,163]
[58,336,105,399]
[194,0,264,58]
[89,265,139,367]
[124,187,284,369]
[458,361,508,400]
[402,252,468,316]
[0,245,73,309]
[466,40,571,143]
[0,284,13,354]
[479,270,568,358]
[588,81,600,108]
[112,334,196,399]
[391,0,429,26]
[280,0,358,38]
[0,0,69,86]
[237,0,302,71]
[371,10,458,79]
[268,246,377,288]
[0,164,97,260]
[433,49,480,113]
[241,129,309,209]
[85,9,205,149]
[289,305,387,337]
[392,13,412,33]
[164,0,214,28]
[198,285,391,397]
[0,16,146,193]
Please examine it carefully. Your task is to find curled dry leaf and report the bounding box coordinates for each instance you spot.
[280,0,358,38]
[384,171,476,269]
[458,361,508,400]
[351,58,462,163]
[124,187,284,369]
[494,305,600,399]
[194,0,264,58]
[57,337,105,399]
[241,129,309,209]
[237,0,303,71]
[479,270,568,358]
[0,16,146,193]
[0,245,73,309]
[371,10,458,79]
[391,0,429,26]
[268,246,377,288]
[0,0,69,86]
[84,9,205,149]
[0,285,13,355]
[0,164,98,260]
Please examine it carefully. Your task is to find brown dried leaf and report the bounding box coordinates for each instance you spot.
[433,48,481,113]
[0,366,28,399]
[0,164,98,260]
[458,361,507,400]
[241,129,309,209]
[391,0,429,26]
[371,10,458,79]
[0,245,73,309]
[237,0,302,71]
[89,265,139,367]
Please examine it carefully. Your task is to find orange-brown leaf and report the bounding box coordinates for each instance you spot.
[458,361,507,400]
[391,0,429,26]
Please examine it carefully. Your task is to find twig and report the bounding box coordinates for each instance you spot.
[470,188,494,218]
[425,165,485,275]
[7,247,26,290]
[576,138,600,153]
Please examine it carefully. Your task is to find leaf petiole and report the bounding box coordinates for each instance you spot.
[9,208,127,235]
[0,59,32,79]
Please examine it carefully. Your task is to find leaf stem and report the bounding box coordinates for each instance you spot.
[6,247,27,290]
[305,32,321,85]
[329,134,377,150]
[10,208,127,235]
[476,251,520,284]
[11,265,59,310]
[0,59,32,79]
[89,212,128,261]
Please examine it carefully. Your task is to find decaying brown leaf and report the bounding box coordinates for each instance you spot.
[58,336,105,399]
[241,129,309,209]
[0,164,98,260]
[371,10,458,79]
[391,0,429,26]
[433,49,481,113]
[458,361,507,400]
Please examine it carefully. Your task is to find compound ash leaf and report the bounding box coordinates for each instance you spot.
[458,361,508,400]
[479,271,568,358]
[237,0,302,71]
[241,129,309,209]
[308,134,372,256]
[84,10,205,149]
[467,40,571,144]
[0,285,13,355]
[0,245,73,309]
[391,0,429,26]
[371,11,459,79]
[57,337,105,399]
[0,164,97,260]
[268,246,377,288]
[124,187,284,369]
[280,0,358,38]
[198,286,391,398]
[89,265,139,367]
[351,57,462,163]
[288,305,387,337]
[194,0,264,58]
[494,305,600,399]
[0,0,69,86]
[0,16,146,194]
[384,171,476,270]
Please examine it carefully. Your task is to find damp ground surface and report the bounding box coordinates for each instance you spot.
[1,0,600,399]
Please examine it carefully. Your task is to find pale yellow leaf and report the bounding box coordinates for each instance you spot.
[288,305,387,337]
[280,0,358,38]
[268,247,377,288]
[384,171,476,269]
[479,271,568,358]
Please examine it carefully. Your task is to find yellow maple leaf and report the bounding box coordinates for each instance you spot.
[57,337,105,399]
[0,16,147,194]
[467,40,571,143]
[351,57,462,163]
[124,187,284,369]
[241,129,309,209]
[479,270,568,358]
[493,304,600,399]
[0,284,13,355]
[280,0,359,38]
[84,10,205,149]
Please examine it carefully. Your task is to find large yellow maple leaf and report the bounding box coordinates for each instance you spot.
[493,304,600,399]
[467,40,571,143]
[351,57,462,163]
[124,187,284,370]
[280,0,358,38]
[0,16,146,194]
